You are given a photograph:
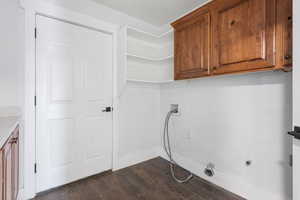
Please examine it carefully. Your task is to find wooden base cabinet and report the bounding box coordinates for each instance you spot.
[1,126,19,200]
[172,0,293,80]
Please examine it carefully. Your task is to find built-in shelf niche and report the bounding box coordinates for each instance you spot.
[126,26,174,83]
[127,26,173,45]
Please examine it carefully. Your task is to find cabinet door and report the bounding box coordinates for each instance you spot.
[11,128,18,200]
[4,140,12,200]
[174,12,211,80]
[212,0,276,74]
[281,0,293,67]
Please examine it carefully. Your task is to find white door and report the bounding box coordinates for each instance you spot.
[293,0,300,199]
[36,15,113,192]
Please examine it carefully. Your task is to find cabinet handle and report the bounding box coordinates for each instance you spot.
[9,138,18,144]
[285,55,291,60]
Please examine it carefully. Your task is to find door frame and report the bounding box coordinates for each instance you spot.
[294,0,299,199]
[24,1,120,199]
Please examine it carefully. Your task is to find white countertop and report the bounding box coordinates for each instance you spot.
[0,117,19,148]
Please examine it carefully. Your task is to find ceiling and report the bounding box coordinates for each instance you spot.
[92,0,209,26]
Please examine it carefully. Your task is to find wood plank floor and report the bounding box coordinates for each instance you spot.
[33,157,245,200]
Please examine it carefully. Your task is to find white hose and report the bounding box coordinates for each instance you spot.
[163,110,193,183]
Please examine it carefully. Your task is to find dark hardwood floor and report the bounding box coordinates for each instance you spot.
[33,157,245,200]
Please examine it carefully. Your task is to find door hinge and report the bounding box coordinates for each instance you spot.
[34,96,37,106]
[289,154,293,167]
[34,27,37,39]
[34,163,37,173]
[102,107,113,112]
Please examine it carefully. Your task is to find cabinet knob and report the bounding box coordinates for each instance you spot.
[285,55,291,60]
[288,16,292,21]
[230,20,236,26]
[9,138,18,144]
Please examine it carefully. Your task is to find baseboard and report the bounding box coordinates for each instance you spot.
[115,147,161,170]
[159,150,291,200]
[19,148,291,200]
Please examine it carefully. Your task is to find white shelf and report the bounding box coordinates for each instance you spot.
[127,26,173,45]
[126,53,173,62]
[126,26,174,84]
[127,59,173,82]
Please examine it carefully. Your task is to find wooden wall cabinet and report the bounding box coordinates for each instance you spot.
[1,126,19,200]
[173,9,211,79]
[172,0,292,80]
[279,0,293,68]
[212,0,276,74]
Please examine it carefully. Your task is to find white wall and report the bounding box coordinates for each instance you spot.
[0,0,25,108]
[39,0,163,35]
[160,71,292,200]
[117,82,161,169]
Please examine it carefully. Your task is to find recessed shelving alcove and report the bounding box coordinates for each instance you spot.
[126,26,174,83]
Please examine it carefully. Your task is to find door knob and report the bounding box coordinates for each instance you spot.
[102,107,112,112]
[288,126,300,140]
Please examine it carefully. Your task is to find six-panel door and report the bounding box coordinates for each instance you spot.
[174,11,211,80]
[211,0,276,74]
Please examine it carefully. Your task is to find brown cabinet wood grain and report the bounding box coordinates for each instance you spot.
[172,0,292,80]
[4,138,13,200]
[279,0,293,68]
[212,0,276,74]
[1,126,19,200]
[173,7,212,80]
[11,129,19,200]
